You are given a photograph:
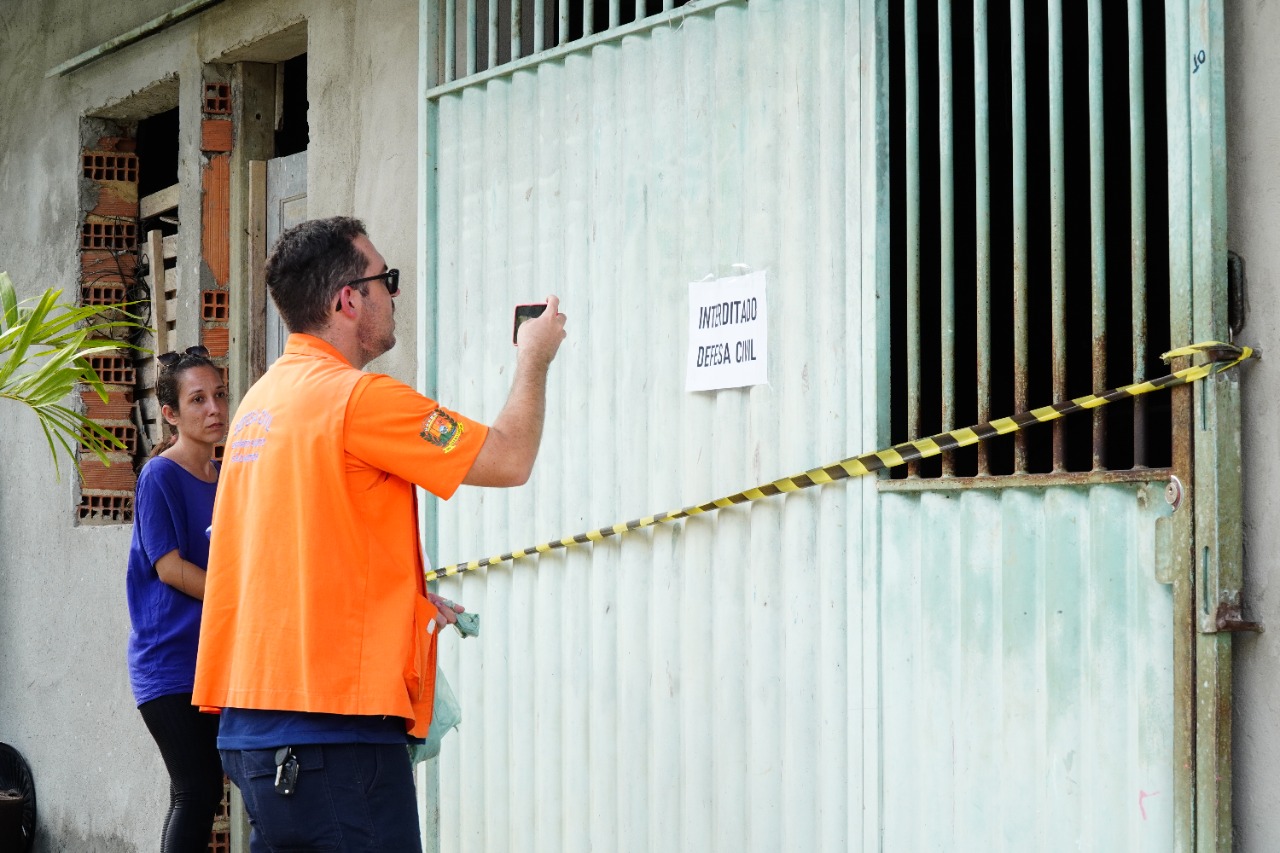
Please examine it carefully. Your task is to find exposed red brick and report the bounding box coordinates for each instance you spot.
[81,388,134,421]
[86,352,135,386]
[78,491,134,524]
[203,326,230,358]
[81,218,136,251]
[82,151,137,182]
[89,182,139,219]
[201,119,233,153]
[202,289,230,321]
[80,423,137,455]
[81,282,128,307]
[76,138,139,527]
[94,137,137,153]
[90,200,139,219]
[82,250,138,283]
[202,155,230,286]
[203,82,231,115]
[80,458,137,492]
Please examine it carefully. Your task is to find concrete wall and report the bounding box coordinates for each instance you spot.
[1227,4,1280,849]
[0,0,420,849]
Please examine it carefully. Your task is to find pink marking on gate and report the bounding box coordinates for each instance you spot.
[1138,789,1160,821]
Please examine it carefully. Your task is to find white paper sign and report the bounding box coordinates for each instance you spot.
[685,271,768,392]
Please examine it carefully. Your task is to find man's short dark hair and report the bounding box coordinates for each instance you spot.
[265,216,368,334]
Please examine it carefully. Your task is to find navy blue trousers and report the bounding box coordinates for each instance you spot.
[221,743,422,853]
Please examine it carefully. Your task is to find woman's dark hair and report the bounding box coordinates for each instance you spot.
[150,348,219,458]
[264,216,368,334]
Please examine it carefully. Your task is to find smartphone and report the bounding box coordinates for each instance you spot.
[512,303,548,345]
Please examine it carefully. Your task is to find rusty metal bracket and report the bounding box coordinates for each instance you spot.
[1214,603,1264,634]
[1200,344,1262,363]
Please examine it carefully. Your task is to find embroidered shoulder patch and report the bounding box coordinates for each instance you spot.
[420,408,464,453]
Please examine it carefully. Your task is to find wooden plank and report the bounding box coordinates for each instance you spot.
[229,63,277,405]
[249,159,267,381]
[139,183,179,219]
[147,229,167,357]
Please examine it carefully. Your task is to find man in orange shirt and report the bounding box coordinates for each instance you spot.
[193,216,566,852]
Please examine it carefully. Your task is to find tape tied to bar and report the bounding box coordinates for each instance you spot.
[426,341,1255,583]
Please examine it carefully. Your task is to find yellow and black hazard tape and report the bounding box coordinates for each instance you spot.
[426,341,1255,582]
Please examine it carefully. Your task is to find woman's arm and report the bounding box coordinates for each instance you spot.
[154,549,208,600]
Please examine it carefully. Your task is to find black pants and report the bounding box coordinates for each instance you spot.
[138,693,224,853]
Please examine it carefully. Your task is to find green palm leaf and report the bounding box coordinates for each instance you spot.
[0,272,151,479]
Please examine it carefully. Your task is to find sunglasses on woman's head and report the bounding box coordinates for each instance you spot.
[157,345,211,368]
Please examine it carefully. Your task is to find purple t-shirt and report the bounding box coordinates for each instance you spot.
[126,456,219,706]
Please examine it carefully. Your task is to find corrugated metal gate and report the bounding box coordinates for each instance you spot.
[879,487,1175,849]
[415,0,1240,849]
[419,2,878,849]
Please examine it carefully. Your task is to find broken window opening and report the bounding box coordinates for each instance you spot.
[275,53,309,157]
[136,107,179,203]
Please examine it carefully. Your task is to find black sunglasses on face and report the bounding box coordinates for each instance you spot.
[157,345,210,368]
[334,269,400,311]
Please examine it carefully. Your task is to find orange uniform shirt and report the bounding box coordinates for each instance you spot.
[192,334,487,736]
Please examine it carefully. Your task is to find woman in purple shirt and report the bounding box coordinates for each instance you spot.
[126,346,228,853]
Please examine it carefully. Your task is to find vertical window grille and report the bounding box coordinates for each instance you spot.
[888,0,1170,480]
[435,0,694,83]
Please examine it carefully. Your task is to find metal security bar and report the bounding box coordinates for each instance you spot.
[888,0,1170,482]
[432,0,695,87]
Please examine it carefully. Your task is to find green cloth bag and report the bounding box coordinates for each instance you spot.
[408,667,461,765]
[407,611,477,765]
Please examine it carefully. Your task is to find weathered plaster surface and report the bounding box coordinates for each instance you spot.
[0,0,419,848]
[1227,3,1280,849]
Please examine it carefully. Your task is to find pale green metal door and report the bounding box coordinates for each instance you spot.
[876,0,1240,849]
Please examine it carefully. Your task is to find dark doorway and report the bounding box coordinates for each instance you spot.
[275,53,309,157]
[135,107,179,201]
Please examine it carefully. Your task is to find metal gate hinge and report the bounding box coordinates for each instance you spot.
[1214,603,1264,634]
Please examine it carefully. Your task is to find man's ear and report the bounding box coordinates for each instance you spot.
[335,285,352,315]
